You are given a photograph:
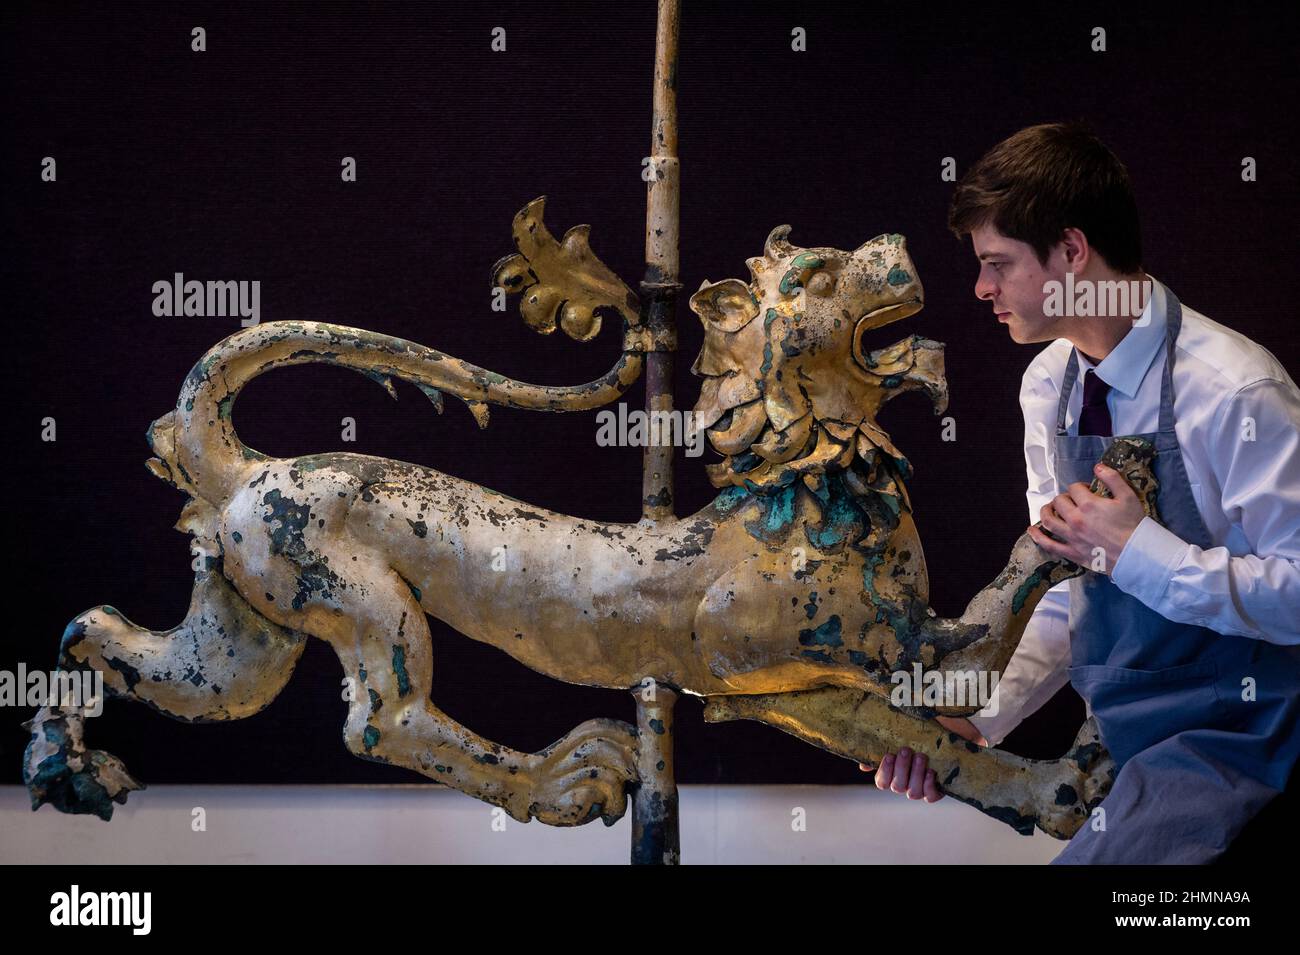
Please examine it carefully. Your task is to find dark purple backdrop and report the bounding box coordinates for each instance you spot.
[3,2,1296,788]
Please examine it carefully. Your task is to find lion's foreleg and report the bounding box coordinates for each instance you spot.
[918,438,1159,695]
[919,528,1080,684]
[703,686,1114,840]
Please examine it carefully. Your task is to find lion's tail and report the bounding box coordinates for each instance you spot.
[147,320,644,504]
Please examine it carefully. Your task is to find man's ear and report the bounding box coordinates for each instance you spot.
[689,278,759,332]
[1059,227,1090,268]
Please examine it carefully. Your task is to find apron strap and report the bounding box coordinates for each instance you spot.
[1157,282,1183,434]
[1055,348,1081,436]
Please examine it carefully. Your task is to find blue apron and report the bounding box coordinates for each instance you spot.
[1049,282,1300,864]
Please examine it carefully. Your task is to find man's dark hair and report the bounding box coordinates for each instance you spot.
[947,121,1143,273]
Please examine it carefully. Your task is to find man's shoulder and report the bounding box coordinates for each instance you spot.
[1175,302,1294,397]
[1015,291,1296,406]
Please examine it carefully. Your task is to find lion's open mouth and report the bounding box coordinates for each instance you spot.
[850,294,925,376]
[857,297,925,333]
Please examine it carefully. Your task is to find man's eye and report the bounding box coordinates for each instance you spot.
[990,262,1003,272]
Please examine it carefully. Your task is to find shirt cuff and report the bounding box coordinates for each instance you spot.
[965,712,1005,748]
[1110,516,1189,608]
[966,688,1013,748]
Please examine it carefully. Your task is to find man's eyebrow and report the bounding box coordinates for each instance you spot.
[977,252,1006,261]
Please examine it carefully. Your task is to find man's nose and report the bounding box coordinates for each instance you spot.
[974,273,997,301]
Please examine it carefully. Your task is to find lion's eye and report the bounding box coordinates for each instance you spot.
[806,272,836,297]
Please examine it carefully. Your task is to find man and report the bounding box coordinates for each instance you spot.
[862,122,1300,864]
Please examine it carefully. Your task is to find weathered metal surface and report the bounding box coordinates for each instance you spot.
[629,685,679,864]
[23,207,1148,840]
[629,0,683,864]
[492,196,642,344]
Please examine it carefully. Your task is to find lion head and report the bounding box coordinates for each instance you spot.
[690,226,947,498]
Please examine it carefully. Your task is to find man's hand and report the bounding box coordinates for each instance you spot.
[860,747,944,801]
[858,716,987,803]
[1027,463,1147,573]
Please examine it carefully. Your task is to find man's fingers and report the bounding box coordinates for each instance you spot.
[1094,463,1136,499]
[907,753,928,800]
[1039,504,1071,540]
[1029,523,1071,560]
[923,769,944,803]
[1055,491,1084,524]
[1065,481,1095,507]
[874,753,895,791]
[865,751,945,804]
[889,747,913,794]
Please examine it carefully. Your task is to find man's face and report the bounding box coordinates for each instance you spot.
[970,224,1068,344]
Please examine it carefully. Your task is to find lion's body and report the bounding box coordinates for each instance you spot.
[24,214,1126,838]
[213,449,929,699]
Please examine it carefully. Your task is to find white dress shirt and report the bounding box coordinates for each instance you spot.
[968,277,1300,747]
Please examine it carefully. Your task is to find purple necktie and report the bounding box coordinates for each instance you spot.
[1079,368,1112,437]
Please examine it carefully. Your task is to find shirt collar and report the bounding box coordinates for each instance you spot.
[1075,276,1165,399]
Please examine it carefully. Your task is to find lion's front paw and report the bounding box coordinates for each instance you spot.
[527,718,639,827]
[1064,715,1116,810]
[22,708,144,820]
[1038,716,1116,840]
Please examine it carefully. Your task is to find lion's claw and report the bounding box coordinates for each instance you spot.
[22,707,143,821]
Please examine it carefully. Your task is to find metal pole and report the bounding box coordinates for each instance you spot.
[630,0,682,865]
[641,0,680,524]
[630,685,681,864]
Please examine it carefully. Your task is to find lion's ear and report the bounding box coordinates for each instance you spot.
[689,278,760,333]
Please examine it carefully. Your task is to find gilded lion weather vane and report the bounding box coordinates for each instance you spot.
[22,0,1153,863]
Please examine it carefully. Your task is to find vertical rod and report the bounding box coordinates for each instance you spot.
[640,0,680,523]
[630,685,681,865]
[630,0,682,866]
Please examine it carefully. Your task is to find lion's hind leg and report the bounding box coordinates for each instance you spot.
[24,566,308,818]
[324,562,638,827]
[55,567,306,721]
